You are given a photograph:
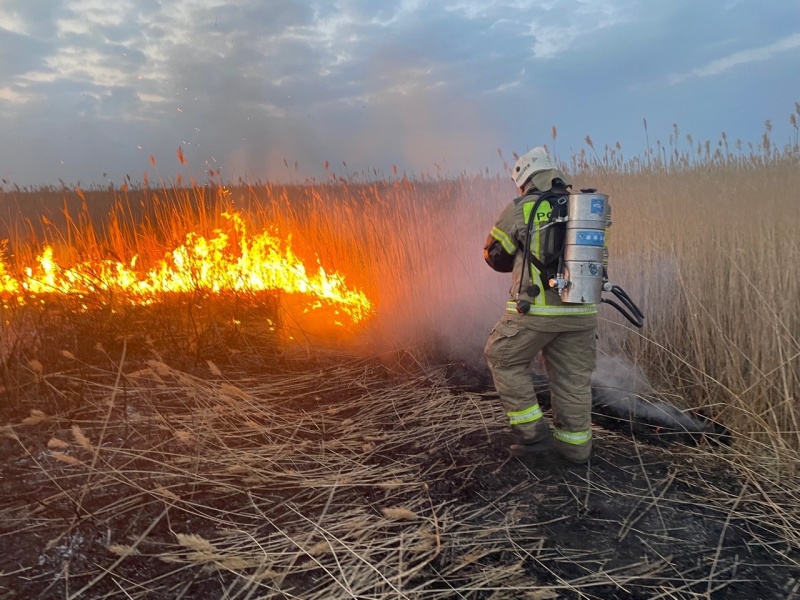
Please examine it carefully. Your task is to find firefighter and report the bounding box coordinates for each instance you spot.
[483,146,601,464]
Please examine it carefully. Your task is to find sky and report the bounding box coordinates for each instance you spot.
[0,0,798,187]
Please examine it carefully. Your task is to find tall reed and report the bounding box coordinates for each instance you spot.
[0,107,798,465]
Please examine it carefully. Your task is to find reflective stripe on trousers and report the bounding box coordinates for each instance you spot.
[507,403,543,425]
[553,429,592,445]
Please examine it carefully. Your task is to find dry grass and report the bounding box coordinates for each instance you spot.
[2,349,798,598]
[0,106,798,596]
[580,141,800,468]
[3,115,798,466]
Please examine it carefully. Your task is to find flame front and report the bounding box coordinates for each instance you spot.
[0,211,372,325]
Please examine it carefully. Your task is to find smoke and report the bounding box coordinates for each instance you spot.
[361,193,663,387]
[360,179,511,368]
[404,245,509,368]
[591,353,652,396]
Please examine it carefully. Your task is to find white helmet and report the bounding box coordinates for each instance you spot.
[511,146,556,189]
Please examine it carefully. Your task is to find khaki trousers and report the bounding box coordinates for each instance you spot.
[484,312,597,462]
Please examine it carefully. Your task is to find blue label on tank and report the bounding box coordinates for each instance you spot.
[575,230,605,246]
[590,198,605,214]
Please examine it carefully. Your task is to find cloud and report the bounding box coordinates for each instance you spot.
[668,32,800,84]
[0,7,28,34]
[0,0,798,186]
[485,69,525,94]
[525,0,635,59]
[0,86,33,103]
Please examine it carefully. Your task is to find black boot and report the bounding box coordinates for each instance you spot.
[509,436,553,457]
[509,421,553,457]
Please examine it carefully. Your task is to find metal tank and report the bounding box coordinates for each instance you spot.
[559,192,609,304]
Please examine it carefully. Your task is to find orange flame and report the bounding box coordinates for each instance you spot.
[0,212,372,325]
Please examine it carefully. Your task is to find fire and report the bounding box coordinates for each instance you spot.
[0,211,372,325]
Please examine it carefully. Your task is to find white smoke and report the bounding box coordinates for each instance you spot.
[591,352,652,396]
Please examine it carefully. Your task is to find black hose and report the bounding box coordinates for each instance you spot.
[611,285,644,319]
[601,298,643,327]
[600,285,645,327]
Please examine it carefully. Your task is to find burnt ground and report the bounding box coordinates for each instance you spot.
[0,329,798,599]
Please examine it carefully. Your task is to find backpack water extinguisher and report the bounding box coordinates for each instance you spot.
[521,189,645,327]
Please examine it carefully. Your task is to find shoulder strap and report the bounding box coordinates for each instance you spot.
[528,190,569,289]
[517,190,564,295]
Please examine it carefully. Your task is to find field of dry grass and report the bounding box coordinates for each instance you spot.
[6,121,795,460]
[0,107,798,597]
[1,342,799,598]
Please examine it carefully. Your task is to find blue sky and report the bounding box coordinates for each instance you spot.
[0,0,798,187]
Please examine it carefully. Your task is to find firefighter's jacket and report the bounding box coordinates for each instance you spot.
[483,185,606,331]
